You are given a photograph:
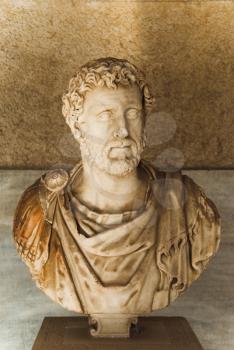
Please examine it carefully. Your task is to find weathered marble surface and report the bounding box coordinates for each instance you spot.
[0,1,234,168]
[0,169,233,349]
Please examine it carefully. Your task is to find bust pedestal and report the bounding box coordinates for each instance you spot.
[32,316,204,350]
[89,314,138,338]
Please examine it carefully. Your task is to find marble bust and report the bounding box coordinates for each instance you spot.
[13,57,221,338]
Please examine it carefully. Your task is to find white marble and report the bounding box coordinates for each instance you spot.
[0,169,233,349]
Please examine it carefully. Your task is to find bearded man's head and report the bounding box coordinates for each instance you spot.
[62,57,154,176]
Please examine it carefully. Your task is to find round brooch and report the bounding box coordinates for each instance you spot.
[42,169,69,192]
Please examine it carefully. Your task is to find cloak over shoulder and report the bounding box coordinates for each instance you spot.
[13,160,220,314]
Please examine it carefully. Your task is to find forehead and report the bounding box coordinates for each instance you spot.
[83,84,142,111]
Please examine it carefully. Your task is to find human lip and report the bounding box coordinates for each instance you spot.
[111,141,132,148]
[111,145,131,151]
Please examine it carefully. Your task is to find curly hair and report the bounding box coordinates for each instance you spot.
[62,57,155,127]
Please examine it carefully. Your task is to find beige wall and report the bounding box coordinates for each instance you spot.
[0,0,233,169]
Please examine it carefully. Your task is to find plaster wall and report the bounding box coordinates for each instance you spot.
[0,0,234,169]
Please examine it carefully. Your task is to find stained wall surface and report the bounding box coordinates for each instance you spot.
[0,0,234,169]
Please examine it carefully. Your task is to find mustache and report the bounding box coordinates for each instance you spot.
[104,139,136,152]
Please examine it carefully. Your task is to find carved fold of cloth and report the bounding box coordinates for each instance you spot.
[13,160,221,314]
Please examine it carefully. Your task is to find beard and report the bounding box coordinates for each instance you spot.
[79,131,146,177]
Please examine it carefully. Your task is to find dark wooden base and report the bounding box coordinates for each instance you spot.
[32,316,204,350]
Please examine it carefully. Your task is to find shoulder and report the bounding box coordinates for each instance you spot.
[13,168,70,263]
[181,173,220,224]
[13,179,42,236]
[181,174,221,264]
[142,160,220,224]
[13,178,45,266]
[141,160,185,210]
[14,168,69,229]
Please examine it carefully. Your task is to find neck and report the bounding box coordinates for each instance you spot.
[81,159,141,198]
[72,157,149,213]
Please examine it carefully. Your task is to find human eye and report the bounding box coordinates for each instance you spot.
[126,108,141,120]
[97,110,113,121]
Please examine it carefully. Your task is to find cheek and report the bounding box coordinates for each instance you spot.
[83,121,113,146]
[128,119,144,140]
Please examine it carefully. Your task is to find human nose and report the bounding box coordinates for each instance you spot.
[113,114,129,139]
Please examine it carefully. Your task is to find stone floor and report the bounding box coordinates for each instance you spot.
[0,169,233,350]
